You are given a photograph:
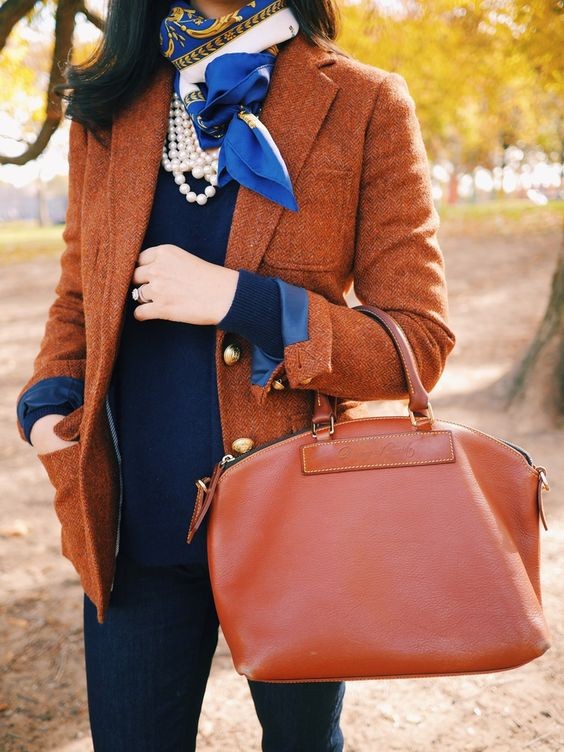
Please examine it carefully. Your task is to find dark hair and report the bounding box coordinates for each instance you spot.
[54,0,348,140]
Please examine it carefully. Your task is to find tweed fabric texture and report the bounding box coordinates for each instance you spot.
[16,31,456,623]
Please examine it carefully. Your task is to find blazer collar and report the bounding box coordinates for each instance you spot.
[107,31,340,300]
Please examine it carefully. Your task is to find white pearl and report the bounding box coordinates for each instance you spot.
[162,98,219,205]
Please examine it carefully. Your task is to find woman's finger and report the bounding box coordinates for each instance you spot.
[136,246,162,265]
[133,300,162,320]
[131,264,153,286]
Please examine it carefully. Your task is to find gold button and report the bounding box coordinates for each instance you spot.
[299,376,312,385]
[272,379,286,390]
[231,437,255,454]
[223,343,241,365]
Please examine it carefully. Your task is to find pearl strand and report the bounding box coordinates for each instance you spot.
[161,92,220,206]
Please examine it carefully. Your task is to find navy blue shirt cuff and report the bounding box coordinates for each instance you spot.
[17,375,84,446]
[21,403,76,446]
[217,268,284,359]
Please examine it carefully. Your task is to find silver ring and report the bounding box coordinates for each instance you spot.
[132,284,151,303]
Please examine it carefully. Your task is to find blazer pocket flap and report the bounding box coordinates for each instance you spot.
[52,405,84,442]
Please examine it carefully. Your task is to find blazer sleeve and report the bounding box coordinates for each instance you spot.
[249,71,456,406]
[15,117,88,444]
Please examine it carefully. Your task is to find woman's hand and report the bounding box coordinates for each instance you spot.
[131,244,239,325]
[30,414,79,455]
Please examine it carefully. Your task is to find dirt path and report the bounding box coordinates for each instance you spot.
[1,220,562,751]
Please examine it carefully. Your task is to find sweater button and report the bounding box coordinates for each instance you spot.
[223,343,242,365]
[231,437,254,454]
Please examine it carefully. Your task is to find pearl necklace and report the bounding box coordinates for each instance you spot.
[161,92,220,206]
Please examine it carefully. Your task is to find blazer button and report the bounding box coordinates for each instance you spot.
[223,343,242,365]
[272,378,286,390]
[231,437,254,454]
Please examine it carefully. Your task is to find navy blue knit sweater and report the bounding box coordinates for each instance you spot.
[17,163,309,566]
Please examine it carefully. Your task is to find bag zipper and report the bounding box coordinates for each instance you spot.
[217,425,536,473]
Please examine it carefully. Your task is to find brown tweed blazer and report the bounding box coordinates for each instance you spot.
[16,30,456,623]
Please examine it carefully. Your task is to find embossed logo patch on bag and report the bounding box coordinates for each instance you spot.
[301,430,455,474]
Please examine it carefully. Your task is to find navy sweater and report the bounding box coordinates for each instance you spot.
[17,163,310,566]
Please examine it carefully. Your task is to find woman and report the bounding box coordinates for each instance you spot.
[15,0,456,748]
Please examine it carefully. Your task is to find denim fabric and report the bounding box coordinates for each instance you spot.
[83,550,345,751]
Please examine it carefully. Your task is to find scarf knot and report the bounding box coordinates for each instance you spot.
[159,0,300,210]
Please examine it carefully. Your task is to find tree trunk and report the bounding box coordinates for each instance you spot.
[503,239,564,429]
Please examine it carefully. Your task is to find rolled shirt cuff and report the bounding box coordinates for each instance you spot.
[20,403,76,446]
[16,376,84,445]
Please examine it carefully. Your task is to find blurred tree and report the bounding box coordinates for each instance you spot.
[2,0,562,172]
[339,0,563,196]
[0,0,103,165]
[505,243,564,426]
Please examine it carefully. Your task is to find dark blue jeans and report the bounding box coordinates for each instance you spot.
[83,550,346,751]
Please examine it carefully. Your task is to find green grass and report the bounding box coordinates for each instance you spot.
[0,222,65,265]
[437,198,564,235]
[1,199,562,264]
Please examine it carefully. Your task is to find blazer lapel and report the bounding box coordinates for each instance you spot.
[102,31,339,370]
[102,60,174,367]
[224,32,340,273]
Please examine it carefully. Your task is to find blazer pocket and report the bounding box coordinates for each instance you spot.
[37,441,81,520]
[37,441,85,566]
[263,166,354,271]
[52,404,84,442]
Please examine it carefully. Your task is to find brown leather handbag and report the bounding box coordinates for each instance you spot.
[188,304,551,682]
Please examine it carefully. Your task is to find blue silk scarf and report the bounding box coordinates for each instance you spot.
[159,0,300,210]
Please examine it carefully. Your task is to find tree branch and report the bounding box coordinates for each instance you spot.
[0,0,82,165]
[78,1,105,30]
[0,0,43,53]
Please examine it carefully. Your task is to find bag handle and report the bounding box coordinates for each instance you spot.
[311,304,434,433]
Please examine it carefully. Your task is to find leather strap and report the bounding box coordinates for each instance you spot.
[312,304,431,426]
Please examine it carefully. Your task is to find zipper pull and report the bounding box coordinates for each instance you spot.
[535,465,550,531]
[186,459,225,544]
